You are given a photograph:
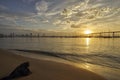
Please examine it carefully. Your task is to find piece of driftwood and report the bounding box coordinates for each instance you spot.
[1,62,31,80]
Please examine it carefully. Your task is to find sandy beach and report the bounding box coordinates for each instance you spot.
[0,49,107,80]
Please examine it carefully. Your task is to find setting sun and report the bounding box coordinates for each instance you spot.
[84,30,92,34]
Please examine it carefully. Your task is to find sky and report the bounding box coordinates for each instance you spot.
[0,0,120,34]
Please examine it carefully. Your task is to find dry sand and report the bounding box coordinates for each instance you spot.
[0,49,107,80]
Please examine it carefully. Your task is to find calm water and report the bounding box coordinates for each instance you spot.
[0,38,120,80]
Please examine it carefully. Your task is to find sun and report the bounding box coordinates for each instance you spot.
[84,30,92,34]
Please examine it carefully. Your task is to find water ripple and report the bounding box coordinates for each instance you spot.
[14,49,120,69]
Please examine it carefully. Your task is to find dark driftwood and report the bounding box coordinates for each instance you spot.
[1,62,31,80]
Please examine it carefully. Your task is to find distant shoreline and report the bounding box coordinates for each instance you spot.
[0,36,120,38]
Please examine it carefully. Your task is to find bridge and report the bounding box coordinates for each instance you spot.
[89,31,120,38]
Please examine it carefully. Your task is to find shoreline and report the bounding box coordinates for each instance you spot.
[0,49,107,80]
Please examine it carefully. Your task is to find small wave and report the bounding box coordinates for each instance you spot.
[14,49,120,69]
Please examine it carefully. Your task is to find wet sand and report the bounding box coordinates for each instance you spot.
[0,49,107,80]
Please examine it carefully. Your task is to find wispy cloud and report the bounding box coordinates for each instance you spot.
[0,0,120,32]
[36,0,48,14]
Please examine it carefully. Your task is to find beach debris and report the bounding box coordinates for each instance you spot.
[0,62,31,80]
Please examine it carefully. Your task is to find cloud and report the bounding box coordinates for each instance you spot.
[0,24,36,34]
[0,24,16,29]
[23,0,34,3]
[23,17,38,23]
[0,8,35,18]
[36,0,48,14]
[71,23,88,29]
[0,0,120,32]
[61,1,120,29]
[71,24,80,28]
[0,16,17,26]
[0,5,8,10]
[0,24,23,33]
[53,20,61,25]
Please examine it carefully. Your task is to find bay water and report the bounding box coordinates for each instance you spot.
[0,38,120,80]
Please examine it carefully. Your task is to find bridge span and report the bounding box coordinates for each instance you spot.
[89,31,120,38]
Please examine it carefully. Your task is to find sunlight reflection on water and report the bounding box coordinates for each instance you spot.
[86,38,90,46]
[0,38,120,80]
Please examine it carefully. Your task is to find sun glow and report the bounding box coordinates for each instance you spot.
[84,30,92,34]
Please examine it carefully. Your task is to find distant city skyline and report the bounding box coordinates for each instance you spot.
[0,0,120,34]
